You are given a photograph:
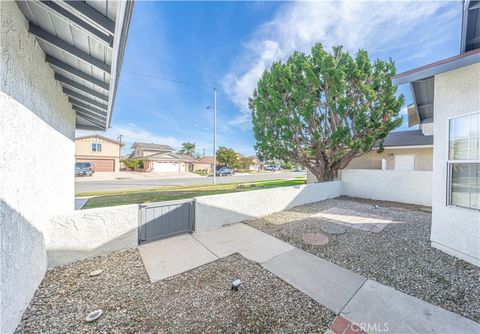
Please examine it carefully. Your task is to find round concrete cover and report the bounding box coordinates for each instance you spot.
[302,233,329,246]
[320,223,346,235]
[85,309,103,322]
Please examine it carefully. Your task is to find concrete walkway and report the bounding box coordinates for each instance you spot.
[139,223,480,333]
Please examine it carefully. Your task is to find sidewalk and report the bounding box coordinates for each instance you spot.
[139,223,480,334]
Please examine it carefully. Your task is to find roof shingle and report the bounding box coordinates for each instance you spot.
[382,130,433,147]
[133,142,175,152]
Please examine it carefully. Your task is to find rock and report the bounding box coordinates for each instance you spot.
[89,269,103,277]
[85,309,103,322]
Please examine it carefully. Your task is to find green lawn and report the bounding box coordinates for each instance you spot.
[80,178,306,209]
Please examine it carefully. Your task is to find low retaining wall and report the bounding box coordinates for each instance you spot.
[46,204,138,267]
[341,169,432,206]
[194,181,342,232]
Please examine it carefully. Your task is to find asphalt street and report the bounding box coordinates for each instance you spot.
[75,171,306,193]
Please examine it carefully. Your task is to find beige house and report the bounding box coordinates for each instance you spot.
[345,128,433,172]
[131,142,196,173]
[75,135,123,172]
[194,156,214,173]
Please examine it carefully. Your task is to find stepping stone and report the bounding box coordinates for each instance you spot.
[303,233,329,245]
[320,222,347,235]
[312,207,392,233]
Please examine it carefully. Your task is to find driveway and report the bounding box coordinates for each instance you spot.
[75,171,306,193]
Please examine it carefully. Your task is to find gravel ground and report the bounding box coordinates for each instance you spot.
[248,196,480,323]
[16,251,334,333]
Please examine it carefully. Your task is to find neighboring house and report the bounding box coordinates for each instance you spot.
[130,142,175,158]
[75,135,123,172]
[141,152,197,173]
[390,1,480,266]
[247,155,263,171]
[236,153,263,171]
[345,128,433,172]
[130,142,195,173]
[0,1,133,332]
[194,156,214,173]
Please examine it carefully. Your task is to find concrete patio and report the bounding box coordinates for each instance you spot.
[139,223,480,334]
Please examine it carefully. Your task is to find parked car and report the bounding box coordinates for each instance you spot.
[265,165,281,171]
[293,166,306,172]
[75,162,94,176]
[216,167,235,176]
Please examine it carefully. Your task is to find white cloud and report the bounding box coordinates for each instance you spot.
[223,0,457,128]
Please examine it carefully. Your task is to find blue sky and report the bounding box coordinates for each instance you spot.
[77,1,462,156]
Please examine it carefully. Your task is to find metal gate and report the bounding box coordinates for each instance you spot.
[138,199,195,244]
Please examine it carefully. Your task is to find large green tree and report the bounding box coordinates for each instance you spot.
[216,146,239,168]
[178,142,196,156]
[250,43,404,182]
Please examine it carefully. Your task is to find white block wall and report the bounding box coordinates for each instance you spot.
[341,169,432,206]
[0,2,75,332]
[430,63,480,266]
[47,205,139,268]
[195,181,342,231]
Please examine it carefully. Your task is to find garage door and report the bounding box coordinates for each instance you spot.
[153,162,180,172]
[79,159,114,172]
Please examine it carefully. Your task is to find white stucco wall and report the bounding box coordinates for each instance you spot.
[341,169,432,206]
[0,2,75,332]
[47,205,139,268]
[195,181,342,232]
[430,63,480,266]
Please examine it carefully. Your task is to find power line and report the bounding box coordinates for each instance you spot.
[122,70,223,92]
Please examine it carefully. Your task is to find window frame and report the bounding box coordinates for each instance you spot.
[91,143,102,153]
[446,111,480,211]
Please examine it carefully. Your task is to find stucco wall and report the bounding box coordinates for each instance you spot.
[195,181,342,232]
[341,169,432,206]
[47,205,139,268]
[430,63,480,266]
[345,147,433,171]
[307,148,433,184]
[0,2,76,332]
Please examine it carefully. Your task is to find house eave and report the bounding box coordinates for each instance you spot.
[391,49,480,86]
[383,145,433,150]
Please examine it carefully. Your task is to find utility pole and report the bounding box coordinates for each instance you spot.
[117,134,123,171]
[213,88,217,185]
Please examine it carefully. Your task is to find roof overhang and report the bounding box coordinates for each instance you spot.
[391,48,480,86]
[16,0,134,131]
[461,0,480,53]
[392,49,480,125]
[383,145,433,150]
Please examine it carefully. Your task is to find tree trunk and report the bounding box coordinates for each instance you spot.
[307,163,337,183]
[313,169,337,182]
